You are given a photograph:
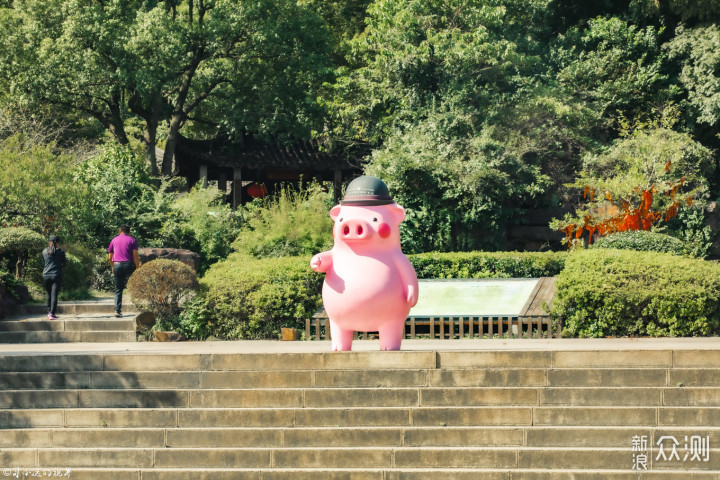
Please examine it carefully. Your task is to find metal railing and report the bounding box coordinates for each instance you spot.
[305,315,556,341]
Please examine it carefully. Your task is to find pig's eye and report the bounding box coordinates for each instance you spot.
[338,218,343,223]
[372,218,378,222]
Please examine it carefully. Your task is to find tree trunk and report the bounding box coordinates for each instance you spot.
[108,122,130,146]
[109,92,130,145]
[15,251,26,279]
[130,92,163,176]
[162,113,184,176]
[161,49,205,176]
[143,120,159,176]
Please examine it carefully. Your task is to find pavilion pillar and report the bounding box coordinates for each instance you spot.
[218,172,227,195]
[232,167,242,209]
[333,169,342,205]
[199,164,208,188]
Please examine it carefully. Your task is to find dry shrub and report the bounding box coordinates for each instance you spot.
[127,259,198,325]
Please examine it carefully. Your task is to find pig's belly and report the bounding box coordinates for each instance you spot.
[322,257,409,331]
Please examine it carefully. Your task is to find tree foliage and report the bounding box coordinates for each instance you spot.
[70,144,161,247]
[367,118,550,253]
[1,0,720,258]
[0,0,333,174]
[0,134,77,233]
[324,0,532,147]
[665,24,720,127]
[551,17,674,126]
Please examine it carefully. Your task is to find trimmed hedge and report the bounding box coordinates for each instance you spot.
[591,230,686,256]
[201,254,323,340]
[196,250,565,339]
[551,249,720,338]
[408,251,568,278]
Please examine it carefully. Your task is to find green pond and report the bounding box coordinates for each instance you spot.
[409,279,539,317]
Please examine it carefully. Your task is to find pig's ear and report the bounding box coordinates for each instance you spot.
[329,205,342,221]
[390,203,406,223]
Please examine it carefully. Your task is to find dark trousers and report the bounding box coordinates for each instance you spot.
[113,262,135,314]
[43,275,62,315]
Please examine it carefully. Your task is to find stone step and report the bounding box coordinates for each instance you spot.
[0,318,135,332]
[1,350,719,372]
[0,331,136,343]
[1,446,719,469]
[2,367,719,389]
[2,426,719,449]
[1,387,719,408]
[16,302,136,315]
[0,469,716,480]
[0,347,718,476]
[0,310,137,343]
[2,406,719,429]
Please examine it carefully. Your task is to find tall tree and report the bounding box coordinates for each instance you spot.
[0,0,332,175]
[665,24,720,128]
[550,16,674,130]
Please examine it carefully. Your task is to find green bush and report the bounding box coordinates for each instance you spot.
[233,185,333,259]
[176,297,214,340]
[57,254,90,300]
[0,227,46,278]
[127,259,199,328]
[88,249,114,291]
[552,249,720,338]
[0,265,25,300]
[591,231,686,256]
[165,184,241,273]
[408,251,568,279]
[201,254,323,339]
[25,245,93,300]
[665,207,715,259]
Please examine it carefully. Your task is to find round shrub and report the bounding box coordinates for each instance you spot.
[408,251,568,279]
[591,231,686,256]
[201,253,323,339]
[552,249,720,338]
[127,259,198,326]
[0,227,45,278]
[0,226,46,253]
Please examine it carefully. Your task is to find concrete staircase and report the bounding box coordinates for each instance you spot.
[0,348,718,479]
[0,300,136,343]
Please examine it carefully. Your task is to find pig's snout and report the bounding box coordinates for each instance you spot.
[340,219,371,240]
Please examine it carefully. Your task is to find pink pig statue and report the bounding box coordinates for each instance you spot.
[310,176,419,351]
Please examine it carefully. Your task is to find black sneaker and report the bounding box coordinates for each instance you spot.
[114,313,122,318]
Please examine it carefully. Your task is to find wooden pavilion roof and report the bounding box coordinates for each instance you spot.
[174,134,360,172]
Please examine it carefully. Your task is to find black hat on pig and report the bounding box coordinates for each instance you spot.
[340,175,394,206]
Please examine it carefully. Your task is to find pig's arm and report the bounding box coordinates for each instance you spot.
[310,251,333,273]
[396,258,419,307]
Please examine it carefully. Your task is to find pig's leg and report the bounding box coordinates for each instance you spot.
[378,322,404,351]
[329,320,354,351]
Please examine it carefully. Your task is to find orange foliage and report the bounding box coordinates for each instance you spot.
[558,159,696,247]
[561,184,687,247]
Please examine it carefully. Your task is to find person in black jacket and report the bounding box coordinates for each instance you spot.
[42,235,66,320]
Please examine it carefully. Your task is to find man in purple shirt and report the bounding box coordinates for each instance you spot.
[107,224,141,317]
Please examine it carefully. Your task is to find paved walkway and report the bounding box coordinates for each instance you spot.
[0,336,718,355]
